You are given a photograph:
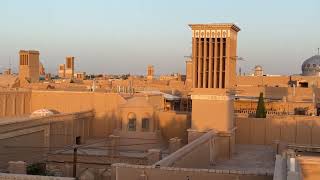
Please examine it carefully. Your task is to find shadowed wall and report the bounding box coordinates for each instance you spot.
[235,116,320,145]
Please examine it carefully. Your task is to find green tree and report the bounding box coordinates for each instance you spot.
[255,92,267,118]
[27,163,54,176]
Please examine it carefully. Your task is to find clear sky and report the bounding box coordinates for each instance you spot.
[0,0,319,75]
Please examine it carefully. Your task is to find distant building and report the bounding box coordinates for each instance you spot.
[39,62,45,76]
[65,56,75,79]
[45,73,52,81]
[3,68,12,75]
[301,54,320,76]
[159,73,182,81]
[147,65,154,80]
[58,64,65,78]
[185,59,193,82]
[253,65,263,76]
[19,50,40,84]
[74,72,86,80]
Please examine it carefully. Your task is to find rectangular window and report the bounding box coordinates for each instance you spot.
[128,119,136,131]
[222,72,225,88]
[20,55,23,65]
[222,57,226,71]
[206,38,210,58]
[67,60,71,69]
[216,72,220,88]
[195,38,199,87]
[222,38,226,57]
[142,118,150,131]
[217,38,221,57]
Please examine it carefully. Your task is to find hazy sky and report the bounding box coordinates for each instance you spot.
[0,0,319,75]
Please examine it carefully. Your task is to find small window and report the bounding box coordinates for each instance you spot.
[141,118,150,131]
[127,113,136,131]
[76,136,81,145]
[128,118,136,131]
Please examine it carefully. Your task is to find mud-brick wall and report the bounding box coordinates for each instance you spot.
[0,91,31,118]
[235,116,320,145]
[31,91,126,137]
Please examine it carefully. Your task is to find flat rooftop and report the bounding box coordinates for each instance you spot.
[0,116,30,125]
[298,153,320,180]
[212,145,275,174]
[53,139,153,158]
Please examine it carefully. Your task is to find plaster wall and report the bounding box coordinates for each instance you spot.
[31,91,126,137]
[0,131,45,170]
[192,96,234,132]
[111,164,272,180]
[0,91,31,118]
[0,111,93,170]
[235,116,320,145]
[157,111,191,143]
[0,173,74,180]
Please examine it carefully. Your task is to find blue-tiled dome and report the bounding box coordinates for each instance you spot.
[302,55,320,76]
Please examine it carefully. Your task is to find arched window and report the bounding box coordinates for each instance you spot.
[127,113,136,131]
[141,118,150,131]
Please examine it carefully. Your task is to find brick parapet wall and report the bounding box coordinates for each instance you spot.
[112,163,274,176]
[0,173,74,180]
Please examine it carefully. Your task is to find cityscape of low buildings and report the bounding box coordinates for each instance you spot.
[0,21,320,180]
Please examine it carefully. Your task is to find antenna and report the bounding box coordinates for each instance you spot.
[318,48,319,55]
[9,56,11,69]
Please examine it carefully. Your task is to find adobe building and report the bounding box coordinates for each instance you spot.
[253,65,263,76]
[39,62,45,76]
[58,64,66,78]
[74,72,86,80]
[19,50,40,84]
[301,53,320,76]
[185,59,193,84]
[3,24,320,180]
[65,56,75,79]
[188,24,240,159]
[147,65,154,80]
[3,68,11,75]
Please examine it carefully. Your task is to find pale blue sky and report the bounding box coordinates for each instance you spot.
[0,0,319,75]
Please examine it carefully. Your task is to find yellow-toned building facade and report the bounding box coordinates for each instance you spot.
[19,50,40,84]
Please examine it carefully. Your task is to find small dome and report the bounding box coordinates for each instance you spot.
[253,65,263,76]
[254,65,263,71]
[30,109,59,118]
[302,55,320,76]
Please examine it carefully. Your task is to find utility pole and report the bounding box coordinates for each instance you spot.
[73,136,81,179]
[73,146,78,179]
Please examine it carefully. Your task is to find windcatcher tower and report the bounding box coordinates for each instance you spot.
[147,65,154,80]
[19,50,40,84]
[65,56,75,79]
[188,23,240,159]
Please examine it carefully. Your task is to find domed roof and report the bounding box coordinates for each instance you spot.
[254,65,263,71]
[302,55,320,76]
[30,109,60,118]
